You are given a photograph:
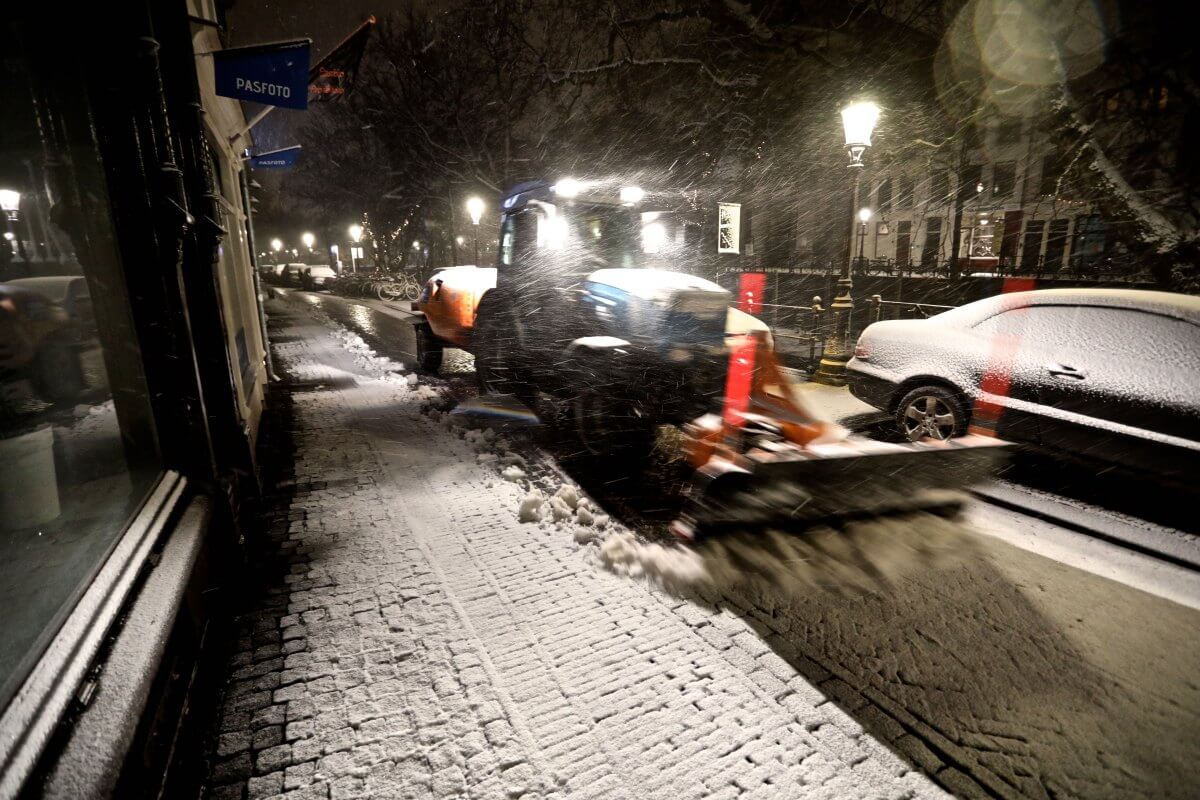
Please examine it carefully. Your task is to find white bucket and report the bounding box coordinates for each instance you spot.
[0,426,61,530]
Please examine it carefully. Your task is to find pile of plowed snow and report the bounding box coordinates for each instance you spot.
[599,511,976,597]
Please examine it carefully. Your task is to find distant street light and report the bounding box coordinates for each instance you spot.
[0,189,19,221]
[814,101,881,387]
[857,208,872,268]
[348,224,363,272]
[270,238,283,252]
[466,196,485,265]
[301,232,315,251]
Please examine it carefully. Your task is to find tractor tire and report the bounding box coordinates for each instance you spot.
[32,337,85,404]
[472,293,536,406]
[414,322,443,374]
[572,386,655,464]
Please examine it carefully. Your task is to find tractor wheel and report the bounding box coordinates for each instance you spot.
[572,387,655,463]
[472,294,536,406]
[414,322,443,374]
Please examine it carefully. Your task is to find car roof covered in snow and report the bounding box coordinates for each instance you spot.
[586,269,728,302]
[941,288,1200,326]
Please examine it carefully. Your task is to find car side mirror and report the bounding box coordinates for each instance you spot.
[432,279,444,300]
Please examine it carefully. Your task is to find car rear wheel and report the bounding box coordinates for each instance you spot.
[895,386,966,442]
[414,322,443,373]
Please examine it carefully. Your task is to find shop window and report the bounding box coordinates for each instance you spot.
[1044,218,1071,269]
[895,176,913,209]
[1040,153,1062,196]
[959,164,984,201]
[1069,215,1108,271]
[992,162,1015,199]
[928,170,949,204]
[717,202,741,254]
[1021,220,1045,269]
[0,27,161,712]
[876,178,892,212]
[920,218,942,267]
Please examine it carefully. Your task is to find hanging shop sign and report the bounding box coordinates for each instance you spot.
[214,39,311,110]
[248,146,301,169]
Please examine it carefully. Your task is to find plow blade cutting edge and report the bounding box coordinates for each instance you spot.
[673,435,1009,542]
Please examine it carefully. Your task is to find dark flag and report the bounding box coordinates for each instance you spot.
[308,16,375,102]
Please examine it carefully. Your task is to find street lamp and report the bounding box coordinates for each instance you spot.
[301,232,315,252]
[813,101,880,386]
[0,189,19,221]
[856,207,872,269]
[466,196,484,265]
[348,224,363,272]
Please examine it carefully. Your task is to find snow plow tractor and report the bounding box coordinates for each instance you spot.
[414,179,751,457]
[414,177,1008,543]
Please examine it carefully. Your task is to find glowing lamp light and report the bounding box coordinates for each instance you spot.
[641,221,666,254]
[840,101,880,168]
[270,238,283,251]
[858,207,873,223]
[619,186,645,205]
[466,196,485,225]
[455,236,465,245]
[0,189,19,220]
[330,244,340,256]
[552,178,582,198]
[412,240,421,250]
[301,232,315,249]
[3,232,14,241]
[348,224,363,242]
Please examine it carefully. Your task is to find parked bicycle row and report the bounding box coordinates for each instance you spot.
[259,262,422,301]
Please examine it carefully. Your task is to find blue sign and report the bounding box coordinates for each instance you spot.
[213,39,311,110]
[249,146,301,169]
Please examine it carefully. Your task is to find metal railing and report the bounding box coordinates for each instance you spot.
[773,254,1150,283]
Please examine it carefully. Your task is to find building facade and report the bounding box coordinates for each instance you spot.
[853,114,1127,278]
[0,3,269,797]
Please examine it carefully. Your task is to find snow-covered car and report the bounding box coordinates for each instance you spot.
[301,265,337,290]
[846,288,1200,480]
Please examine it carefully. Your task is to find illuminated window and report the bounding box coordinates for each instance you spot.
[717,202,740,254]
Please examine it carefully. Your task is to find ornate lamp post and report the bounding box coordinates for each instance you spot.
[812,101,880,386]
[466,196,484,265]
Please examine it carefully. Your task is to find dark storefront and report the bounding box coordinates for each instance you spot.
[1,3,263,797]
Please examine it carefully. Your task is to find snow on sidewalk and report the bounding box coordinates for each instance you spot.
[205,297,942,800]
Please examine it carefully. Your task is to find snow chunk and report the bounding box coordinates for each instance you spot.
[575,505,594,526]
[476,453,499,464]
[518,490,544,523]
[573,525,601,545]
[499,453,527,469]
[548,496,573,522]
[406,374,420,387]
[501,465,526,482]
[553,484,581,510]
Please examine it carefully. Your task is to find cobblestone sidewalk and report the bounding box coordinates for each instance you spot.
[204,299,942,800]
